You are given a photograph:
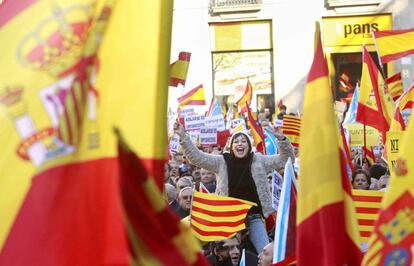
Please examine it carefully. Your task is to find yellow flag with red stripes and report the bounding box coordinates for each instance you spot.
[362,98,414,266]
[373,28,414,64]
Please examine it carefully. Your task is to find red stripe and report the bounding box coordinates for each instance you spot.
[281,126,301,131]
[352,195,383,203]
[191,215,245,228]
[178,51,191,61]
[177,84,203,102]
[191,224,236,238]
[381,49,414,64]
[355,207,380,214]
[385,72,401,83]
[282,130,300,136]
[169,77,185,87]
[0,0,37,27]
[0,158,129,266]
[357,219,375,226]
[194,196,252,207]
[374,29,414,38]
[356,103,388,133]
[360,231,372,238]
[191,205,249,217]
[307,30,329,83]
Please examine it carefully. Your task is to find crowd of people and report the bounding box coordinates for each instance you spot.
[163,106,390,266]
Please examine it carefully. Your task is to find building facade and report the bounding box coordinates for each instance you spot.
[169,0,414,115]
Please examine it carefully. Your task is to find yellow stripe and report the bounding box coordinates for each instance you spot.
[344,193,361,249]
[192,200,252,212]
[355,213,379,220]
[191,211,247,222]
[362,237,383,266]
[354,201,382,208]
[358,225,374,233]
[194,191,256,206]
[352,189,384,197]
[172,222,201,265]
[143,177,166,213]
[191,219,246,233]
[170,60,189,80]
[376,31,414,57]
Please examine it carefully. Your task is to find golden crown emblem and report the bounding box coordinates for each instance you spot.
[17,4,93,77]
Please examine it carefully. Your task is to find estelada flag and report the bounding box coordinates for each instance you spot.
[385,72,403,101]
[0,0,174,264]
[170,51,191,87]
[357,46,395,139]
[177,84,206,107]
[297,22,361,266]
[362,104,414,266]
[372,28,414,64]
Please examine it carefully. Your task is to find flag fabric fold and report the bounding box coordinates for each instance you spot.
[385,72,403,101]
[246,103,267,154]
[178,84,206,107]
[297,22,361,266]
[170,51,191,87]
[343,85,359,124]
[235,80,253,114]
[190,191,256,242]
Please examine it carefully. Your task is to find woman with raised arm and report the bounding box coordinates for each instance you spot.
[174,122,294,254]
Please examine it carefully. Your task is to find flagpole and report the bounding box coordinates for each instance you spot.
[363,124,367,164]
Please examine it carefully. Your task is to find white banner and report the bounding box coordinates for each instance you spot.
[184,114,205,131]
[199,127,217,145]
[179,107,194,118]
[271,171,283,210]
[169,134,180,153]
[205,114,226,132]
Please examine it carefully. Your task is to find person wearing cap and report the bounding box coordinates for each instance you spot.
[174,122,294,254]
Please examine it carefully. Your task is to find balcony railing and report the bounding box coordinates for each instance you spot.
[210,0,263,14]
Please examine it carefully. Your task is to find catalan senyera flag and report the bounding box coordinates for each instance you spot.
[297,23,361,266]
[235,79,252,114]
[372,28,414,64]
[398,83,414,111]
[352,190,384,247]
[357,46,395,139]
[116,130,207,266]
[190,191,256,242]
[178,84,206,107]
[170,51,191,87]
[0,0,175,264]
[385,72,403,101]
[246,103,266,154]
[362,109,414,266]
[281,115,301,147]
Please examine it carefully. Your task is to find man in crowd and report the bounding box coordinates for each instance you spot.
[257,242,274,266]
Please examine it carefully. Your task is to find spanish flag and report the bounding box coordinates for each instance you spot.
[0,0,177,264]
[246,103,267,154]
[398,83,414,111]
[177,84,206,107]
[362,102,414,266]
[170,51,191,87]
[385,72,403,101]
[235,79,252,114]
[357,46,395,139]
[372,28,414,64]
[297,23,361,266]
[389,106,406,132]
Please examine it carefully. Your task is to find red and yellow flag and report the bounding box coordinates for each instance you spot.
[362,105,414,266]
[177,84,206,107]
[385,72,403,101]
[357,46,395,139]
[191,191,256,242]
[398,83,414,111]
[297,23,361,266]
[0,0,174,264]
[389,106,406,132]
[117,132,207,266]
[246,103,266,154]
[281,115,301,147]
[235,79,252,114]
[170,51,191,87]
[372,28,414,64]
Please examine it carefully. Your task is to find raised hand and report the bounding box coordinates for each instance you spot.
[173,121,186,139]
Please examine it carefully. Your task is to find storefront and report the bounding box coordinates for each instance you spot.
[322,14,393,100]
